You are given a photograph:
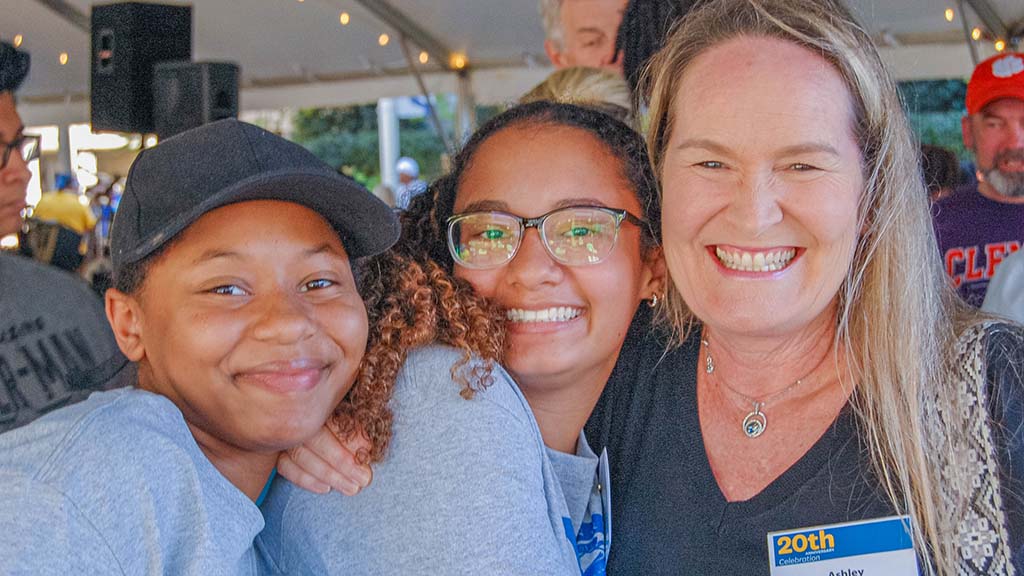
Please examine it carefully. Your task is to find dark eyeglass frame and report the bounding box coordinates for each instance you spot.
[1,133,41,170]
[446,204,647,269]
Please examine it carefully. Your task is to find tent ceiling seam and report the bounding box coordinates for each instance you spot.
[30,0,89,32]
[348,0,458,71]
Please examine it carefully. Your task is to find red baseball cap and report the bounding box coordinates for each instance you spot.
[966,52,1024,115]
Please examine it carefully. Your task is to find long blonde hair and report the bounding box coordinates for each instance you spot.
[643,0,975,573]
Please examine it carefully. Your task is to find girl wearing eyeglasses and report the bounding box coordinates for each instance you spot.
[258,101,664,574]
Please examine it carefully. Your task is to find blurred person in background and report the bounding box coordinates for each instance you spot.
[393,156,427,210]
[934,52,1024,306]
[21,173,95,273]
[983,247,1024,325]
[539,0,627,74]
[920,144,961,203]
[0,41,125,432]
[34,172,96,235]
[614,0,699,95]
[520,66,634,126]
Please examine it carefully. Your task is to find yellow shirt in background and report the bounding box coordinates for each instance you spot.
[33,191,97,234]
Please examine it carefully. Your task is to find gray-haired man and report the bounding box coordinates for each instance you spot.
[539,0,626,73]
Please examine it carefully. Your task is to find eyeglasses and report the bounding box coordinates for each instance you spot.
[1,133,40,170]
[447,205,646,269]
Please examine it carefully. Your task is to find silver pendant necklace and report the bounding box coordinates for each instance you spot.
[701,336,806,439]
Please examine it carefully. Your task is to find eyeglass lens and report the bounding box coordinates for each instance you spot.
[2,136,39,169]
[20,136,39,163]
[450,213,521,268]
[543,207,618,265]
[450,207,620,268]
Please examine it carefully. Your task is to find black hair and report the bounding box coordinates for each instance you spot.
[0,42,30,94]
[403,100,660,272]
[919,144,960,199]
[113,242,173,295]
[615,0,700,95]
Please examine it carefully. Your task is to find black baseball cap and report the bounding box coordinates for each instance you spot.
[111,119,400,272]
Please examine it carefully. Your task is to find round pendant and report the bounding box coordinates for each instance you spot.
[742,409,767,438]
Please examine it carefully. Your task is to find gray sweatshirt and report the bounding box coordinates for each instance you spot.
[257,345,610,575]
[0,387,264,575]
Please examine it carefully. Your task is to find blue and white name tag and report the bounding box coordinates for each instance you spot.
[767,515,919,575]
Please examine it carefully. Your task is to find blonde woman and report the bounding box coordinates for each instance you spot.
[585,0,1024,574]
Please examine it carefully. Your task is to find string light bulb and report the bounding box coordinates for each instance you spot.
[944,7,954,22]
[419,51,429,64]
[971,27,982,41]
[378,33,390,46]
[995,39,1006,52]
[450,53,467,70]
[13,34,23,48]
[59,52,69,65]
[339,12,350,25]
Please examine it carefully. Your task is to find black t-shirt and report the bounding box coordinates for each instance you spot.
[585,310,1024,575]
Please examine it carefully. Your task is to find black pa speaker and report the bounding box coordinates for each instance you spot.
[152,61,240,139]
[90,2,192,133]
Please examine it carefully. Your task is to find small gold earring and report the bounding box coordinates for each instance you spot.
[648,293,660,308]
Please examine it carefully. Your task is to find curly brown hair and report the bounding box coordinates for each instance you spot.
[329,207,507,465]
[332,101,657,466]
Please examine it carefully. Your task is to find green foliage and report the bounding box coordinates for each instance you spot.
[290,101,506,187]
[898,79,969,161]
[293,106,378,138]
[906,111,968,159]
[291,103,448,186]
[899,79,966,114]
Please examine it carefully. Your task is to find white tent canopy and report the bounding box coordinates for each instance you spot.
[5,0,1024,126]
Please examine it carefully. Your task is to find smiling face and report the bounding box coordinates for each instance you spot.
[660,36,864,339]
[963,97,1024,200]
[453,123,659,391]
[109,200,367,456]
[546,0,627,73]
[0,93,31,237]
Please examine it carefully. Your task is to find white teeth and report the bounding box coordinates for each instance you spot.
[506,307,582,323]
[714,246,796,272]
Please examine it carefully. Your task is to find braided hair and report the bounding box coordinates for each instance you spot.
[615,0,699,95]
[0,41,30,93]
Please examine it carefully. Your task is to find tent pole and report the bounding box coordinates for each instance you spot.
[378,97,400,193]
[962,0,1011,48]
[455,71,476,147]
[399,36,452,155]
[957,0,981,66]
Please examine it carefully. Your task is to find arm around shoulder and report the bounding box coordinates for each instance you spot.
[268,350,579,575]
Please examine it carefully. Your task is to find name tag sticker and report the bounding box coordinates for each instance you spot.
[767,515,919,576]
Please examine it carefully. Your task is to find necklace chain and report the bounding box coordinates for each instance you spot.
[701,336,808,439]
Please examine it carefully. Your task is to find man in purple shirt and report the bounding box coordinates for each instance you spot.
[934,52,1024,306]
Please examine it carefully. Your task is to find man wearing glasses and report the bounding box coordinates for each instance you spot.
[0,41,124,432]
